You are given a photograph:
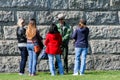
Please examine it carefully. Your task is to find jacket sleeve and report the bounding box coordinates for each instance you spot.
[62,26,72,41]
[71,29,77,40]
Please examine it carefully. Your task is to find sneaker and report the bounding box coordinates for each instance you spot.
[73,73,78,76]
[28,73,31,76]
[80,73,84,76]
[31,74,35,76]
[19,73,24,75]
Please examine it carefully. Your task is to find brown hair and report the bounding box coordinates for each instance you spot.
[26,19,37,40]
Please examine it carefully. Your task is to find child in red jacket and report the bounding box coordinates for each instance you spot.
[45,24,64,76]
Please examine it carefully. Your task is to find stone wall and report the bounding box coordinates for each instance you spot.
[0,0,120,72]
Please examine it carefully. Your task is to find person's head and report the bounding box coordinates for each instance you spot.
[17,18,25,27]
[26,18,37,39]
[79,19,86,27]
[57,13,65,24]
[28,18,36,28]
[49,23,59,34]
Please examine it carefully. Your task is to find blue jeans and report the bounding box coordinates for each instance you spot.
[73,48,88,74]
[27,43,38,75]
[19,47,28,74]
[48,54,64,76]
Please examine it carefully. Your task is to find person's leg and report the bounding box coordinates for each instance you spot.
[19,47,28,74]
[48,54,55,76]
[56,54,64,75]
[32,51,38,75]
[80,48,88,75]
[27,44,33,75]
[73,48,81,75]
[63,46,68,73]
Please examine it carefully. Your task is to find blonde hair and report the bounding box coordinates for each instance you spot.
[26,19,37,40]
[17,18,25,27]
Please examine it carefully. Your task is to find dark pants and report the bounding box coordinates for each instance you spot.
[62,46,68,73]
[55,46,68,73]
[19,47,28,73]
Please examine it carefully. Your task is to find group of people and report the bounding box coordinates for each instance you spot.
[16,13,89,76]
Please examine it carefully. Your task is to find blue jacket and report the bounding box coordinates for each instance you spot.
[71,26,89,48]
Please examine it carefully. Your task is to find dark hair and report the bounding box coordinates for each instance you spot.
[30,18,36,25]
[49,23,59,34]
[80,19,86,25]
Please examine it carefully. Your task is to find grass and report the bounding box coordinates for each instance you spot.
[0,70,120,80]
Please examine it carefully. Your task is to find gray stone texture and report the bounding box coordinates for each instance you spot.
[51,0,68,9]
[69,0,84,9]
[85,0,109,10]
[0,40,19,55]
[110,0,120,10]
[88,26,120,39]
[17,11,35,24]
[4,26,17,39]
[0,11,14,22]
[0,0,120,72]
[86,12,118,25]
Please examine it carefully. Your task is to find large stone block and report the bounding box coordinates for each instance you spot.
[0,0,49,9]
[0,40,19,55]
[88,26,120,39]
[89,40,120,54]
[17,11,35,24]
[4,26,17,39]
[0,56,20,72]
[85,0,109,10]
[86,12,118,25]
[36,11,53,25]
[0,11,14,22]
[110,0,120,10]
[51,0,68,9]
[93,55,120,70]
[69,0,84,9]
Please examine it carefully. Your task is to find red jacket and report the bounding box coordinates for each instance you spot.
[45,33,62,55]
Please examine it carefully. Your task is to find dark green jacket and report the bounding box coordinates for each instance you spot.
[56,23,72,46]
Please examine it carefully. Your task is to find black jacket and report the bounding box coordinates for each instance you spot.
[16,27,27,43]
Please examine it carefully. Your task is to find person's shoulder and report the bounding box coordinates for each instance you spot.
[85,26,89,30]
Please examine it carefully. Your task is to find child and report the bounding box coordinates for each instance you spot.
[45,23,64,76]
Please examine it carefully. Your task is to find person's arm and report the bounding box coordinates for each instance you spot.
[71,29,77,40]
[62,26,72,41]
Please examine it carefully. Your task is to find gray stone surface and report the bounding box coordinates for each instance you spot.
[118,11,120,24]
[0,11,14,22]
[110,0,120,10]
[36,11,53,25]
[0,26,3,39]
[89,40,120,54]
[4,26,17,39]
[0,0,49,9]
[51,0,68,9]
[69,0,84,9]
[88,26,120,39]
[17,11,35,24]
[86,12,118,25]
[0,40,19,55]
[85,0,109,10]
